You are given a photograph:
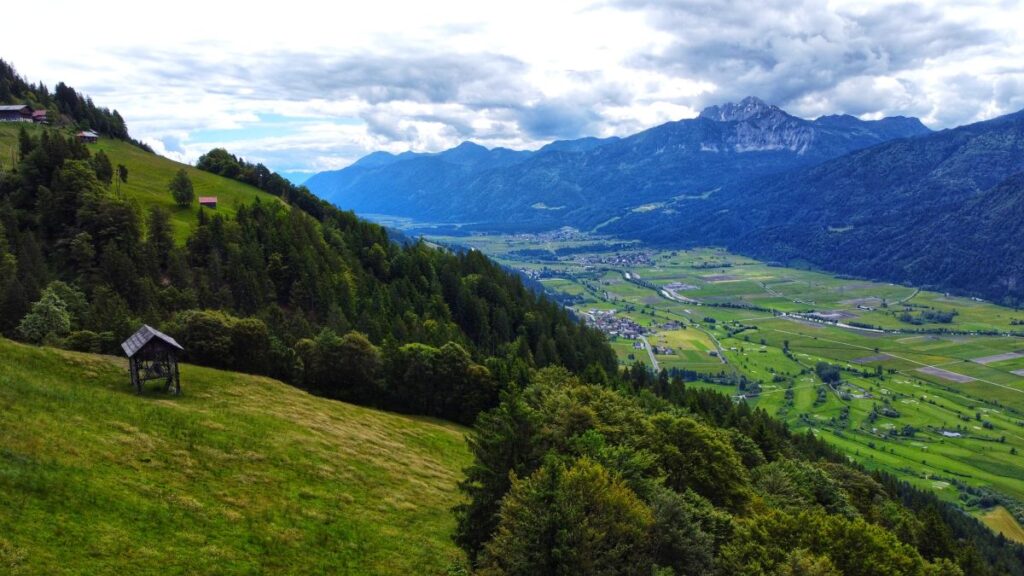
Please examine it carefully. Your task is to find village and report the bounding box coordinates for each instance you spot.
[1,103,104,143]
[581,308,649,339]
[580,309,679,355]
[572,250,654,268]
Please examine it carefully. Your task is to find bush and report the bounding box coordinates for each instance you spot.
[63,330,103,353]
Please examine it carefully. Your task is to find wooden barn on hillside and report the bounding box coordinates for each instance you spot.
[122,325,184,395]
[76,130,99,143]
[0,104,32,122]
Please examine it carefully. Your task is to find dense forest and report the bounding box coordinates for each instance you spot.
[456,366,1024,575]
[0,59,147,148]
[0,128,614,425]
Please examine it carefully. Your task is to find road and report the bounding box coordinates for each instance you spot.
[639,335,660,371]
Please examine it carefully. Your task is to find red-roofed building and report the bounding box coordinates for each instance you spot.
[31,110,48,124]
[199,197,218,208]
[76,130,99,143]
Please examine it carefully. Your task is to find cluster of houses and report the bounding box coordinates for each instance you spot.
[513,227,586,243]
[583,309,649,339]
[573,251,654,268]
[0,104,48,124]
[0,104,107,145]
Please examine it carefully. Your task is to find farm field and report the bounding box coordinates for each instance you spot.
[430,230,1024,538]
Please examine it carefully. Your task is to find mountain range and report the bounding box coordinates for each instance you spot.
[308,97,1024,304]
[306,97,930,230]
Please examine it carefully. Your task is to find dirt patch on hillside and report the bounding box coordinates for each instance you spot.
[853,353,893,364]
[917,366,975,383]
[972,352,1024,365]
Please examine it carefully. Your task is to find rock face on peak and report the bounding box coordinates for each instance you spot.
[699,96,780,122]
[605,108,1024,304]
[306,98,931,234]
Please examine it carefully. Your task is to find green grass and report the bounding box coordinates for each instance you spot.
[0,338,470,575]
[0,124,282,243]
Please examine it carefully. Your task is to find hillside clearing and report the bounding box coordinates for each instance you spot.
[979,506,1024,544]
[0,124,281,242]
[0,338,470,575]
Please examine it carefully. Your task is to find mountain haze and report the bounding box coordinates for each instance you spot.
[306,97,930,229]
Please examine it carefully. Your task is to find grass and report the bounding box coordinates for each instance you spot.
[0,338,470,575]
[978,506,1024,544]
[0,124,282,243]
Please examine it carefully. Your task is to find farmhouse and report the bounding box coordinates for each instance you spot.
[76,130,99,143]
[31,109,48,124]
[199,196,218,208]
[0,104,33,122]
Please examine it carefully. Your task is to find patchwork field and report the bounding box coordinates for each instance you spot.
[429,231,1024,538]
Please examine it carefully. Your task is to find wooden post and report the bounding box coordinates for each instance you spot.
[131,358,141,394]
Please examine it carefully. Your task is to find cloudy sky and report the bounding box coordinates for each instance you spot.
[5,0,1023,182]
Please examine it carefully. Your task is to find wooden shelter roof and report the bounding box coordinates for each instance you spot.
[121,325,184,358]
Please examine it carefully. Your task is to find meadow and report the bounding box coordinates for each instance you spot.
[0,338,470,575]
[0,124,281,242]
[432,231,1024,542]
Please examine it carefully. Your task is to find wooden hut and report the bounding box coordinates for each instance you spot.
[0,104,32,122]
[121,325,184,395]
[76,130,99,143]
[198,196,218,208]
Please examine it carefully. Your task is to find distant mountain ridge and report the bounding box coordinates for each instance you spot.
[306,97,930,230]
[606,108,1024,304]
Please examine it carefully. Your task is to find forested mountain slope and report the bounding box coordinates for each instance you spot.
[0,126,614,428]
[610,108,1024,305]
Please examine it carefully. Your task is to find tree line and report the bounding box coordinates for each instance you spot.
[0,59,150,150]
[0,129,614,424]
[455,366,1024,575]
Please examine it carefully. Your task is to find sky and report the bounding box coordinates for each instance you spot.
[4,0,1023,182]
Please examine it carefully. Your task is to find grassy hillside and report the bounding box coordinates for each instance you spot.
[980,506,1024,544]
[0,338,470,575]
[0,124,280,242]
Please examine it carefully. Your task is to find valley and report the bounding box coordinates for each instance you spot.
[427,229,1024,542]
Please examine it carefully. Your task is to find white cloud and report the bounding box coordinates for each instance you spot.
[4,0,1022,174]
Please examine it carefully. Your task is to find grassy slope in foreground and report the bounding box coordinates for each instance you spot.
[0,124,280,242]
[0,338,470,575]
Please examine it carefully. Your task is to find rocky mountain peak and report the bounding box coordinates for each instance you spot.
[699,96,783,122]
